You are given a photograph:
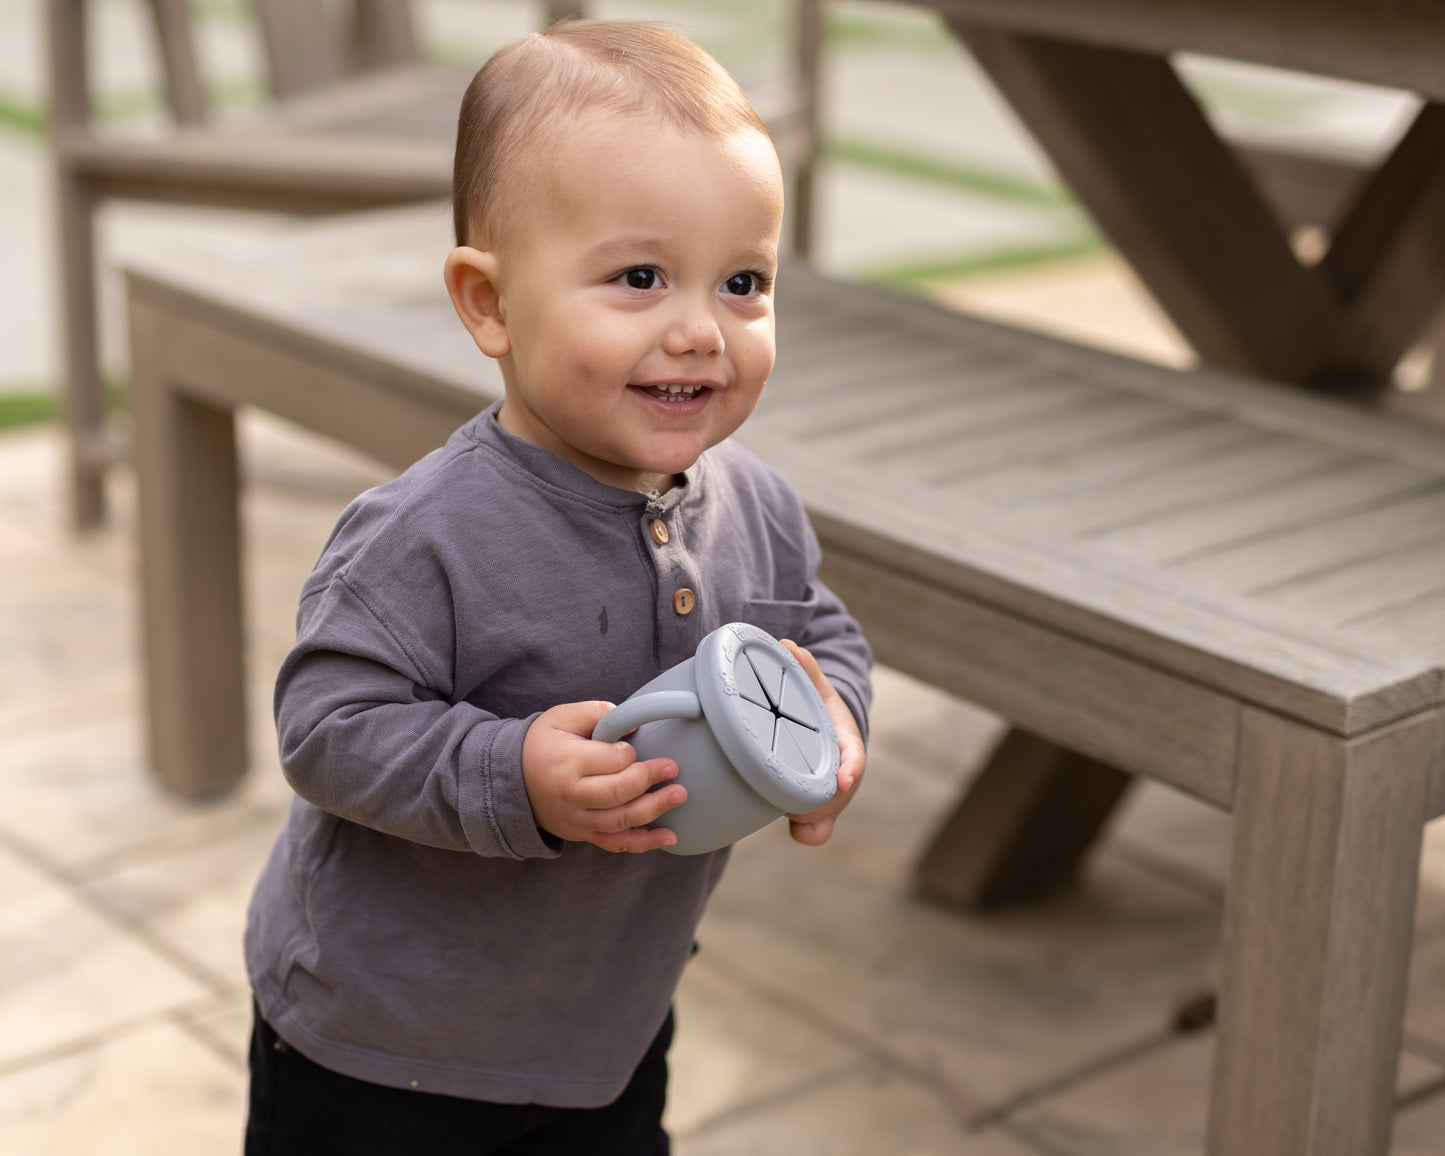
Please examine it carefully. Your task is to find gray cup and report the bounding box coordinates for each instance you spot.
[593,622,840,855]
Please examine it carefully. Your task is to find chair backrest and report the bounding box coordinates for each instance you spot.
[47,0,207,131]
[50,1,431,129]
[255,0,422,100]
[146,0,207,125]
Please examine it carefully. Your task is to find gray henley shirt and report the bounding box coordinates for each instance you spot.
[245,402,872,1107]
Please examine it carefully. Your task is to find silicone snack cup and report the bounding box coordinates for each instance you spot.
[593,623,840,855]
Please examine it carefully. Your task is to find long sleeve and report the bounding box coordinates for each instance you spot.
[276,624,556,859]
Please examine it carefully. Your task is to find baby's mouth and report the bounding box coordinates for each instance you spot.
[638,383,711,403]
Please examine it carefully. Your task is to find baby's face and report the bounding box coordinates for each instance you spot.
[486,113,784,493]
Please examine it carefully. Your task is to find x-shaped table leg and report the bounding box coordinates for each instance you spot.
[950,23,1445,393]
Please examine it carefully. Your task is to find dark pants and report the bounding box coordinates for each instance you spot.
[244,1003,672,1156]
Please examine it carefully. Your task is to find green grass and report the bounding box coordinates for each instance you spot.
[188,0,251,22]
[862,232,1107,293]
[0,74,266,143]
[824,136,1072,207]
[0,88,44,137]
[1180,66,1331,124]
[0,391,58,431]
[0,381,127,433]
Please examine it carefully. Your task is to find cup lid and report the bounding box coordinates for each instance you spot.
[694,623,840,814]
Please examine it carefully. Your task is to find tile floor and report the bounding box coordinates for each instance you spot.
[7,1,1445,1150]
[8,405,1445,1154]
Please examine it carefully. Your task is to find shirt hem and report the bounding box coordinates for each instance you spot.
[251,975,633,1108]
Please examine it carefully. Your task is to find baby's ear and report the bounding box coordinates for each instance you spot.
[443,247,510,358]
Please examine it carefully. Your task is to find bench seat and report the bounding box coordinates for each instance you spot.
[125,211,1445,1154]
[752,265,1445,809]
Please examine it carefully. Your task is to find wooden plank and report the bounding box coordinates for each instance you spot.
[129,297,248,797]
[970,415,1259,508]
[766,334,1004,404]
[263,64,471,136]
[545,2,585,22]
[1328,103,1445,384]
[1209,707,1432,1155]
[144,0,206,126]
[1234,139,1368,232]
[1085,457,1432,561]
[1429,711,1445,821]
[1033,440,1362,534]
[255,0,348,98]
[1343,592,1445,660]
[903,0,1445,103]
[789,0,823,257]
[951,24,1345,386]
[815,547,1241,803]
[914,397,1191,480]
[914,730,1135,908]
[982,425,1296,512]
[353,0,420,73]
[761,355,1036,431]
[126,277,478,473]
[46,1,90,130]
[65,131,451,212]
[815,374,1121,461]
[1165,484,1445,595]
[1264,534,1445,625]
[48,0,108,528]
[52,166,107,530]
[781,254,1445,475]
[758,455,1439,734]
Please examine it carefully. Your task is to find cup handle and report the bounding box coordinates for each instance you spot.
[592,691,702,743]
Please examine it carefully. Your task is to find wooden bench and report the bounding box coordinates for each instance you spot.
[125,208,1445,1155]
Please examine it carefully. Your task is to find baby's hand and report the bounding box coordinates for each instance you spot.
[521,701,687,853]
[779,640,866,847]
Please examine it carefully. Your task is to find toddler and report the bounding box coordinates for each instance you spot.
[243,20,872,1155]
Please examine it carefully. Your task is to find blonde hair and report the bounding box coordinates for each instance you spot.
[452,20,769,247]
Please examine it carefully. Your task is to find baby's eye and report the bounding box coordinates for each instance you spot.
[723,271,770,297]
[620,267,660,290]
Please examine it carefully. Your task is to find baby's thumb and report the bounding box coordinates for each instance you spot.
[548,699,618,740]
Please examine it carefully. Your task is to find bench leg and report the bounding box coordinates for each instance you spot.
[54,167,110,530]
[1208,707,1431,1156]
[914,728,1134,909]
[130,298,248,798]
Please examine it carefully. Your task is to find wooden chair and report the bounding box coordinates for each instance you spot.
[47,0,821,530]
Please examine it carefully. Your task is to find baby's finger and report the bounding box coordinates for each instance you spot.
[549,699,621,739]
[574,757,678,810]
[788,814,836,846]
[594,776,688,833]
[780,639,831,696]
[592,823,680,854]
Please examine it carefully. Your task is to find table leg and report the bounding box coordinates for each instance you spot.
[947,24,1445,396]
[130,297,248,797]
[914,728,1133,908]
[1208,706,1432,1156]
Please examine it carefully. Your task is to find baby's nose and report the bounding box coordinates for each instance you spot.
[664,301,724,356]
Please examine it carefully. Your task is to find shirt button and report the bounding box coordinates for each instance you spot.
[672,588,696,615]
[650,518,669,546]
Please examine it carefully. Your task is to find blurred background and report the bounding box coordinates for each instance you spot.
[1,0,1427,415]
[4,3,1445,1154]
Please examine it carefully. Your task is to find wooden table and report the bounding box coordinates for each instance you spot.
[876,7,1445,1152]
[126,203,1445,1155]
[900,0,1445,394]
